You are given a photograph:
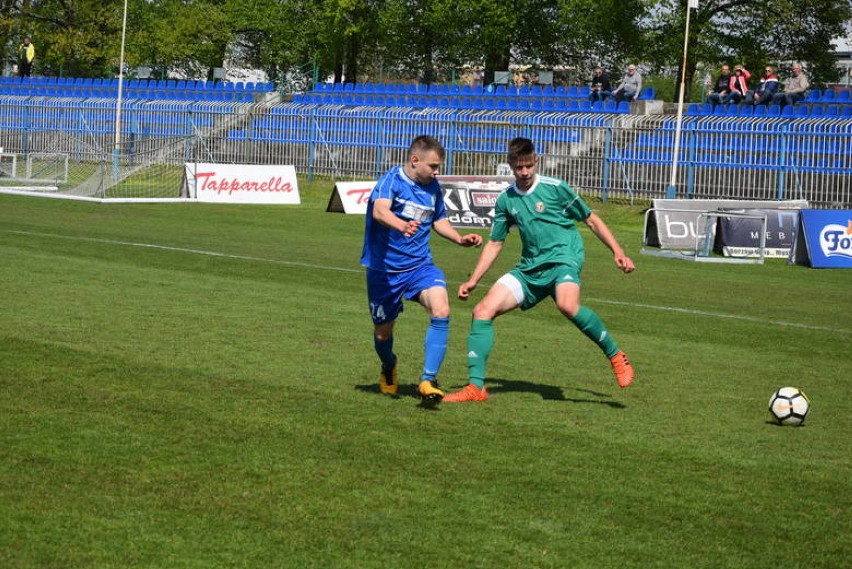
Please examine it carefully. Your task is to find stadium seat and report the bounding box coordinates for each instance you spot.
[782,105,796,116]
[836,89,851,104]
[819,89,835,103]
[638,87,656,100]
[795,105,809,117]
[804,90,821,103]
[824,105,839,117]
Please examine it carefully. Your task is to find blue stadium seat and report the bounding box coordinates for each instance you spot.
[795,105,809,117]
[836,89,851,104]
[824,105,839,117]
[804,90,821,103]
[819,89,835,104]
[638,87,656,100]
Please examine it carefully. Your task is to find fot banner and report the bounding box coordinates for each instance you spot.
[184,163,300,204]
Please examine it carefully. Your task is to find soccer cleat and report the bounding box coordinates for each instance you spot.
[610,351,635,388]
[379,364,398,395]
[443,383,489,403]
[418,380,444,403]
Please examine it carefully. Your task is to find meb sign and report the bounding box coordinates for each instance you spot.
[185,163,300,204]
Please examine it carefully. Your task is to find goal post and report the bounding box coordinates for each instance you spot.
[642,207,769,264]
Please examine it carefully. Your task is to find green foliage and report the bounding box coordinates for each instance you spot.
[0,188,850,569]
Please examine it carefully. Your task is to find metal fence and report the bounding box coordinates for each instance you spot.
[1,97,851,207]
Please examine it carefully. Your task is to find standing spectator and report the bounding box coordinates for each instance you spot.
[745,66,779,106]
[705,64,733,108]
[17,36,35,78]
[612,64,642,103]
[588,66,611,103]
[772,63,810,108]
[722,65,751,105]
[361,135,482,404]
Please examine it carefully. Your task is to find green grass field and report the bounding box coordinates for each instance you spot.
[1,183,849,569]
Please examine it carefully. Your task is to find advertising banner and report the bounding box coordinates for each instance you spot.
[185,163,300,204]
[325,175,511,228]
[789,209,852,268]
[326,181,376,214]
[715,209,799,258]
[645,199,808,250]
[438,176,511,228]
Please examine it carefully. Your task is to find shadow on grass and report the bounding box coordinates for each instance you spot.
[354,383,443,411]
[479,378,626,408]
[356,379,625,409]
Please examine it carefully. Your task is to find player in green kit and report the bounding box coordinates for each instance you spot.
[444,137,635,403]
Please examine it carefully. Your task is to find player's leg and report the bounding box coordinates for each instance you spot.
[445,275,521,403]
[416,284,451,401]
[367,269,404,394]
[554,281,634,388]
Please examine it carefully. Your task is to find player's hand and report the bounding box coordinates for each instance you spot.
[402,220,421,237]
[458,280,477,300]
[615,253,635,273]
[459,233,483,248]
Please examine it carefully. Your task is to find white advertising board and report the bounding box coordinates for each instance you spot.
[185,163,300,204]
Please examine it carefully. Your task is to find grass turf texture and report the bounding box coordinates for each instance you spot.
[1,184,849,569]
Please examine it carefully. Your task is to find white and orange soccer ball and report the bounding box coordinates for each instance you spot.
[768,387,810,426]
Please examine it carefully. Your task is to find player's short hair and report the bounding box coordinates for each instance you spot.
[409,135,445,160]
[508,137,536,163]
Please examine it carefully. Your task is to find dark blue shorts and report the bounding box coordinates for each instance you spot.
[366,264,447,324]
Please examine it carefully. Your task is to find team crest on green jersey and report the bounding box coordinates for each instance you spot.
[535,202,545,213]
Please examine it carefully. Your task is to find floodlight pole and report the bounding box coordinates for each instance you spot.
[666,0,698,199]
[113,0,129,181]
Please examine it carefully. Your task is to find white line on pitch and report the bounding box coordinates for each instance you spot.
[9,229,849,334]
[8,230,363,273]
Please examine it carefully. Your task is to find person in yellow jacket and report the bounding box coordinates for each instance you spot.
[18,36,35,77]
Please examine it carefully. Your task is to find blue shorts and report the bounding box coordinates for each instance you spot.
[366,263,447,324]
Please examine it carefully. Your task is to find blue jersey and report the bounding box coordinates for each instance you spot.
[361,165,447,272]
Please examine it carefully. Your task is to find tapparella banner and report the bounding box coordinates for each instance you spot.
[184,163,301,204]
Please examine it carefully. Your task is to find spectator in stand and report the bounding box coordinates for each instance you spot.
[772,63,809,108]
[722,65,751,105]
[745,66,779,106]
[17,36,35,78]
[612,65,642,104]
[588,66,612,103]
[705,64,733,108]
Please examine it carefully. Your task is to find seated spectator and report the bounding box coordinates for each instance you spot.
[722,65,751,105]
[588,66,611,103]
[745,66,779,106]
[612,65,642,104]
[772,63,809,108]
[705,64,733,108]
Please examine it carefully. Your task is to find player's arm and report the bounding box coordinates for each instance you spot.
[458,240,504,300]
[433,218,483,248]
[372,197,420,237]
[583,212,635,273]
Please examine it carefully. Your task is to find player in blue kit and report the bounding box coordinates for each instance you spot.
[362,135,483,403]
[444,137,635,403]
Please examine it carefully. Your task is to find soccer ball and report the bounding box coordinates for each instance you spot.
[768,387,810,426]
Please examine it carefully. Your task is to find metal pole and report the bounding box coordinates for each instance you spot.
[113,0,129,181]
[666,0,697,199]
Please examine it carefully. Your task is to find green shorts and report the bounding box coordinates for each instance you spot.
[497,263,582,310]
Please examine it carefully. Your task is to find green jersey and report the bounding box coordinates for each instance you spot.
[490,174,592,271]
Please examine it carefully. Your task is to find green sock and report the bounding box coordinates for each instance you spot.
[570,306,619,358]
[466,319,493,389]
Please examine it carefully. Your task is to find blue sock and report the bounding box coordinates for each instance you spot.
[374,335,396,372]
[422,317,450,382]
